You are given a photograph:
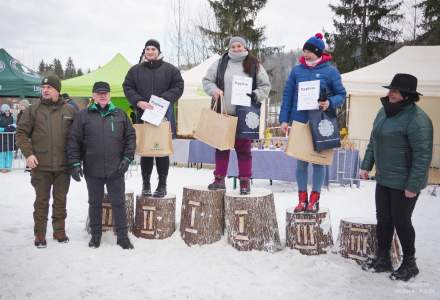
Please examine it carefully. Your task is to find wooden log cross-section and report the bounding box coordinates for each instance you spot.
[224,188,281,252]
[133,195,176,239]
[180,186,225,246]
[337,218,402,268]
[286,208,333,255]
[86,192,135,234]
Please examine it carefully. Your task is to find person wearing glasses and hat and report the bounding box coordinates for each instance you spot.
[67,81,136,249]
[360,73,433,281]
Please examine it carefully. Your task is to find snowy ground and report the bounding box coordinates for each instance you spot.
[0,166,439,300]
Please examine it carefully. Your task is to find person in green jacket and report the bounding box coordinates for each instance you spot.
[360,73,433,281]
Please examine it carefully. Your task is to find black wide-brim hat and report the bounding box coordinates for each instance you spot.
[382,73,423,96]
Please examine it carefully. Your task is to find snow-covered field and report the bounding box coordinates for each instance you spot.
[1,167,439,300]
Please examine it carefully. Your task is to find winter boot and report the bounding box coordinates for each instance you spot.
[153,174,167,198]
[208,176,226,190]
[294,191,308,212]
[34,235,47,248]
[88,235,101,248]
[239,178,251,195]
[117,236,134,249]
[362,249,393,273]
[142,174,152,197]
[306,191,320,213]
[390,256,419,281]
[53,231,69,243]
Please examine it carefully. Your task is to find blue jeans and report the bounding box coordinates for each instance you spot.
[296,160,325,192]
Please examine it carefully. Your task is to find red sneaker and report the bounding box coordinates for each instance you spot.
[294,191,308,212]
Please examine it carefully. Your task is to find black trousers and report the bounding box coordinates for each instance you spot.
[375,184,418,257]
[85,174,127,238]
[141,156,169,181]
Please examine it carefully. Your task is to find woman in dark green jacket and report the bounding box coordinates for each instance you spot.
[360,73,433,281]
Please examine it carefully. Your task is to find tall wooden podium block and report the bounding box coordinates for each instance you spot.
[337,218,402,268]
[134,195,176,239]
[224,188,281,252]
[180,186,225,246]
[286,208,333,255]
[86,192,134,233]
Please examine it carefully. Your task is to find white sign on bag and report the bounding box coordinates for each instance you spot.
[141,95,170,126]
[297,80,320,111]
[231,75,252,107]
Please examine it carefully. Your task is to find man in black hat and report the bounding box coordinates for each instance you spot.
[67,81,136,249]
[16,74,76,248]
[360,73,433,281]
[123,39,184,198]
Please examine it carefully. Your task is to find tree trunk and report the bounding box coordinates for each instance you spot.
[336,218,402,268]
[86,192,135,234]
[286,208,333,255]
[134,195,176,239]
[180,186,225,246]
[224,188,281,252]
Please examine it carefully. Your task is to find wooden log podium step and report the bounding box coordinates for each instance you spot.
[180,186,225,246]
[337,218,402,268]
[86,192,135,234]
[133,195,176,239]
[285,208,333,255]
[224,188,281,252]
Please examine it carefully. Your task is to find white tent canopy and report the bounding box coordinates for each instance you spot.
[342,46,440,97]
[342,45,440,166]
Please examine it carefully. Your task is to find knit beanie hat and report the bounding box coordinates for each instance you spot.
[145,39,161,52]
[303,33,325,57]
[41,74,61,93]
[19,99,30,109]
[228,36,247,48]
[1,104,11,113]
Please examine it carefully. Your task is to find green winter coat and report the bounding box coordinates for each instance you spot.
[16,97,76,171]
[361,101,433,193]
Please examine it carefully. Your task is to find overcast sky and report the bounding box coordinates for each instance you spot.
[1,0,410,72]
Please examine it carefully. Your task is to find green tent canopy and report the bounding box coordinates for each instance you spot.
[62,53,132,111]
[0,48,42,97]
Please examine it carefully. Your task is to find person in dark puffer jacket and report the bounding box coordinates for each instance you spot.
[67,81,136,249]
[123,39,184,198]
[360,73,433,281]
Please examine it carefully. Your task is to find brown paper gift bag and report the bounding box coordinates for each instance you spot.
[194,96,238,151]
[133,121,173,157]
[285,121,334,166]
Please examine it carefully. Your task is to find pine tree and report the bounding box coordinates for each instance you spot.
[327,0,403,72]
[64,57,76,79]
[417,0,440,44]
[52,58,64,79]
[76,68,83,76]
[38,60,46,75]
[198,0,281,56]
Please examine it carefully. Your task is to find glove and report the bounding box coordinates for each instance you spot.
[118,158,131,174]
[70,165,83,182]
[246,92,257,103]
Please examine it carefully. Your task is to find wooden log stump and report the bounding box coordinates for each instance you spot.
[337,218,402,268]
[225,188,281,252]
[133,195,176,239]
[286,208,333,255]
[180,186,225,246]
[86,192,135,233]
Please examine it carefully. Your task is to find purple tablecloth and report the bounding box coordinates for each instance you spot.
[187,140,360,187]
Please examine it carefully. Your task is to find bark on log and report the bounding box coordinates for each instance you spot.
[286,208,333,255]
[180,186,225,246]
[86,192,135,234]
[134,195,176,239]
[337,218,402,268]
[224,188,281,252]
